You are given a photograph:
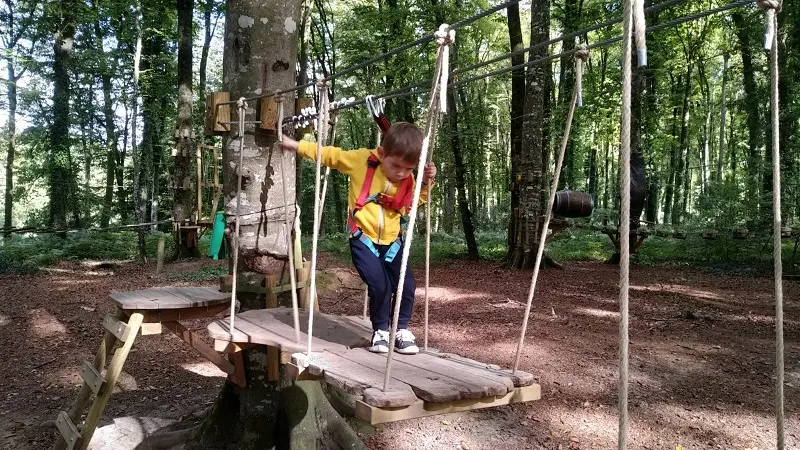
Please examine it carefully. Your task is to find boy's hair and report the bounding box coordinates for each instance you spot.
[382,122,424,163]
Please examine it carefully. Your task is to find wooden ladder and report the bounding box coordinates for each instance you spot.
[53,309,145,450]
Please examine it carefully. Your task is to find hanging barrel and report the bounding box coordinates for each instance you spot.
[552,190,593,218]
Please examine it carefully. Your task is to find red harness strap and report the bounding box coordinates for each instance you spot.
[349,154,414,235]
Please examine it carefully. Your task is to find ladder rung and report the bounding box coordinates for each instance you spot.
[103,314,132,342]
[55,411,81,450]
[80,362,106,395]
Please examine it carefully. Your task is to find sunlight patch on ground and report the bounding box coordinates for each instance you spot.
[0,314,9,327]
[89,416,176,450]
[541,402,618,447]
[48,366,83,388]
[631,283,724,301]
[572,307,619,320]
[421,286,492,302]
[28,309,68,338]
[180,361,227,378]
[42,267,113,277]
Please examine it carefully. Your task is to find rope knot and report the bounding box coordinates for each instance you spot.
[757,0,780,11]
[434,24,455,46]
[574,45,590,63]
[274,91,284,104]
[315,77,330,91]
[237,97,247,108]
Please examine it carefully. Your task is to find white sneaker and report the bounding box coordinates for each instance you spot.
[368,329,390,353]
[395,329,419,355]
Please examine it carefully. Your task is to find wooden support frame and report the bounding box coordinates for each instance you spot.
[204,92,231,135]
[79,362,106,395]
[102,314,132,343]
[55,411,81,450]
[354,384,542,425]
[162,321,235,375]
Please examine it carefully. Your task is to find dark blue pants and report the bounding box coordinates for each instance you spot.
[349,238,415,331]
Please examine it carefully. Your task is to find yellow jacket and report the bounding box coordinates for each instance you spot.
[297,141,429,244]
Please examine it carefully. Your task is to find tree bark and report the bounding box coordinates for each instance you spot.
[716,53,729,183]
[447,88,480,259]
[506,1,524,256]
[672,64,692,226]
[509,0,550,269]
[48,0,78,230]
[4,49,17,235]
[174,0,200,258]
[130,2,145,257]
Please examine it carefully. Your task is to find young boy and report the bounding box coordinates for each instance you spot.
[281,122,436,355]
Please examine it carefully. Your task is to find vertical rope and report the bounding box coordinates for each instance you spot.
[618,0,635,447]
[760,1,784,446]
[423,181,432,351]
[228,98,248,333]
[383,25,453,391]
[306,80,331,357]
[511,45,589,374]
[276,94,302,344]
[632,0,648,66]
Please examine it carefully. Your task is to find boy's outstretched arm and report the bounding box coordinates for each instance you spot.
[280,135,361,175]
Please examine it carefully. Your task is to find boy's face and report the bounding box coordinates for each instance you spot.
[378,148,418,183]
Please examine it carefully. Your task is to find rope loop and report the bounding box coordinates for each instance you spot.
[757,0,780,11]
[574,44,590,62]
[758,0,781,51]
[434,24,456,46]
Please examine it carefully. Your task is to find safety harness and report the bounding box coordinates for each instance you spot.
[348,154,414,263]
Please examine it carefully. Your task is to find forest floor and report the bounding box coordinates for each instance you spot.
[0,254,798,449]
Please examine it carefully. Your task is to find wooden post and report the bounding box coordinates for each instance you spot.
[156,238,165,275]
[259,97,279,131]
[196,142,203,221]
[204,92,231,135]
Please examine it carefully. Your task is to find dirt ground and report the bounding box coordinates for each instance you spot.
[0,254,798,449]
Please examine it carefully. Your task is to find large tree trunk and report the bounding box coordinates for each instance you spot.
[130,2,145,257]
[506,1,524,256]
[447,88,480,259]
[174,0,200,258]
[192,1,364,448]
[556,0,580,190]
[49,0,78,230]
[509,0,550,269]
[672,64,692,226]
[777,5,797,221]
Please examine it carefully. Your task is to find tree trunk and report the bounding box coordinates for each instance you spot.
[509,0,550,269]
[672,64,691,226]
[732,11,763,219]
[174,0,199,259]
[130,2,145,257]
[447,88,480,259]
[556,0,580,190]
[93,0,119,228]
[193,1,364,448]
[662,74,679,225]
[4,52,17,236]
[49,0,78,231]
[777,6,797,220]
[716,53,729,183]
[507,1,524,257]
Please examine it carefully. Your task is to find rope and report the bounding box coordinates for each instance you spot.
[382,24,452,392]
[306,79,331,357]
[633,0,648,66]
[276,93,302,344]
[228,98,248,333]
[764,2,785,447]
[617,0,636,446]
[511,45,589,374]
[758,0,781,51]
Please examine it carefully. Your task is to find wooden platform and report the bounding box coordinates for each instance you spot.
[109,286,229,310]
[208,308,541,424]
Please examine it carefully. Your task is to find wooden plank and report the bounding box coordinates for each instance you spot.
[292,351,417,408]
[214,341,254,353]
[422,350,535,387]
[354,384,542,425]
[285,361,324,381]
[79,361,106,395]
[110,287,229,310]
[155,238,165,275]
[77,313,144,450]
[140,323,162,335]
[207,308,369,353]
[229,350,246,388]
[325,348,465,403]
[398,352,511,396]
[102,314,131,342]
[162,321,235,375]
[55,411,81,450]
[140,303,228,322]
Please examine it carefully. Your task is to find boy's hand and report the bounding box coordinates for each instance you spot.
[422,162,437,186]
[280,135,299,152]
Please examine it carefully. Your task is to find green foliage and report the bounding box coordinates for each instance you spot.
[168,263,228,282]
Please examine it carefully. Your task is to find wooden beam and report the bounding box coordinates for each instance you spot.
[162,321,235,375]
[214,340,254,353]
[55,411,81,450]
[102,314,131,343]
[229,350,246,388]
[79,362,106,395]
[140,323,163,335]
[354,384,541,425]
[139,303,228,323]
[285,361,324,381]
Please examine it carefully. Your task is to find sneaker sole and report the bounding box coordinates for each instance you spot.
[395,346,419,355]
[368,345,389,353]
